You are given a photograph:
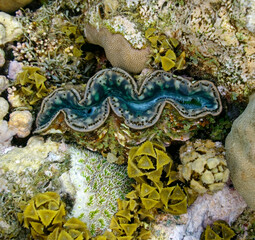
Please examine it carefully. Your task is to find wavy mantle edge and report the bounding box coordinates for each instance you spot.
[35,67,222,133]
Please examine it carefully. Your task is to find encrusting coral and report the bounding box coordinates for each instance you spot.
[178,139,230,194]
[35,68,222,133]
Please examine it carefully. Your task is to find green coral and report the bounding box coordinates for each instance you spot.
[145,28,186,71]
[200,220,236,240]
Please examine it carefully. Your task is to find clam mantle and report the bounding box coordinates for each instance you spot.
[35,68,222,133]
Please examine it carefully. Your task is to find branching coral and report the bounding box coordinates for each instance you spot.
[35,67,222,133]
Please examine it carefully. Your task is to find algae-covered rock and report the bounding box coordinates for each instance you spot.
[225,93,255,209]
[0,136,68,239]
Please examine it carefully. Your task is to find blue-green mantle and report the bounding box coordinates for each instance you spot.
[35,68,222,132]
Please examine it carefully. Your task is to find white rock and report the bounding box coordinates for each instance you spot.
[151,185,246,239]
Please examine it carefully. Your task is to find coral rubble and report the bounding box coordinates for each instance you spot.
[178,139,230,194]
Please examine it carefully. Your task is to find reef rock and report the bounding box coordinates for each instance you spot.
[151,185,246,240]
[85,24,150,73]
[225,93,255,209]
[84,0,255,96]
[0,12,23,45]
[0,136,68,238]
[0,0,33,13]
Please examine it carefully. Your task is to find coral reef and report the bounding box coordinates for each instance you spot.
[85,24,150,73]
[200,220,236,240]
[232,208,255,239]
[0,0,33,13]
[127,141,197,216]
[178,139,230,194]
[150,185,246,239]
[37,104,212,164]
[0,12,23,45]
[60,147,133,236]
[35,68,222,133]
[145,28,186,72]
[0,136,68,239]
[82,0,255,98]
[8,110,33,138]
[11,2,99,84]
[225,92,255,209]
